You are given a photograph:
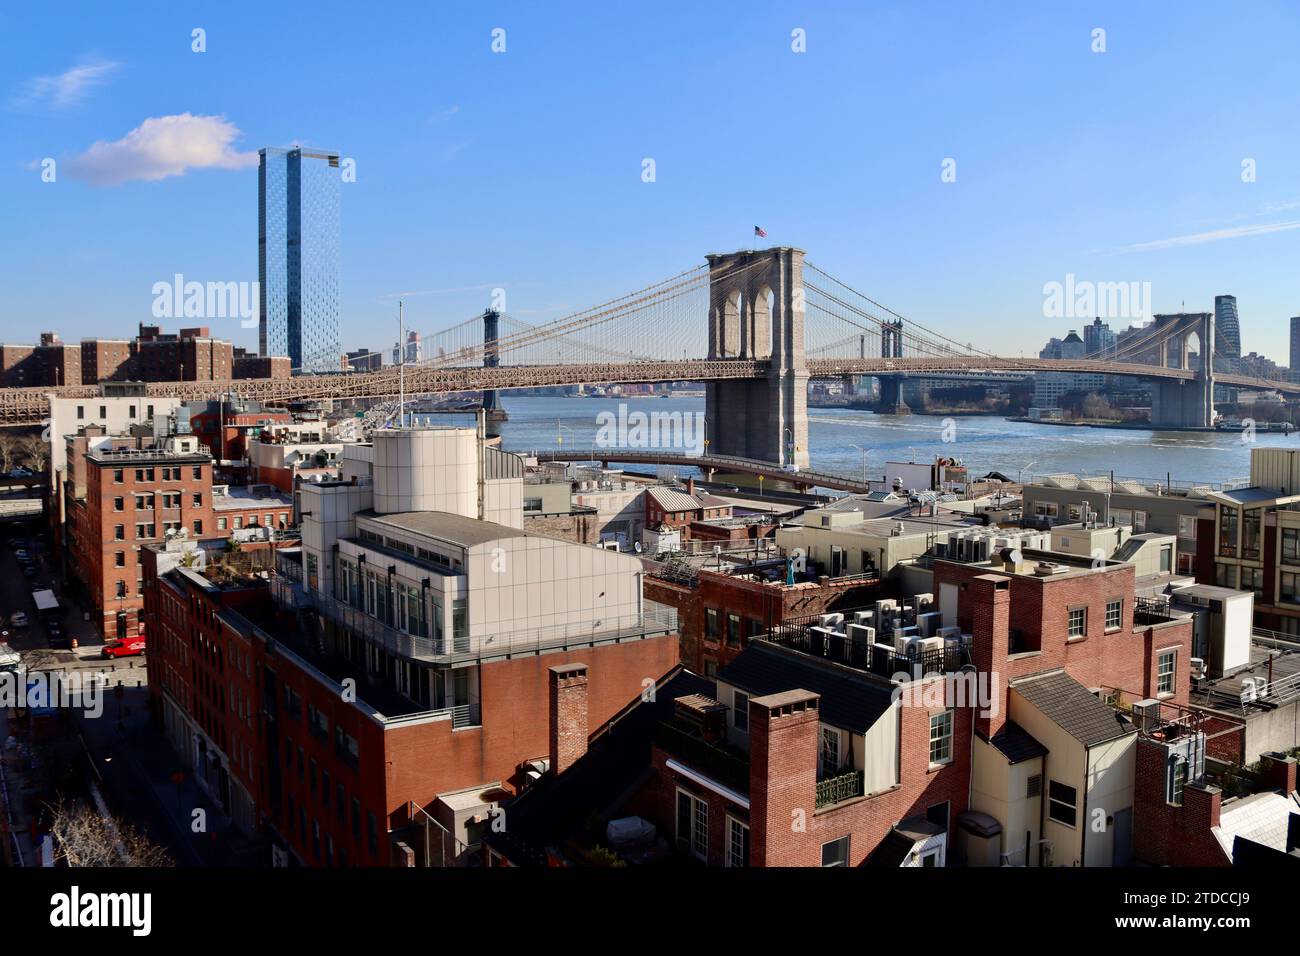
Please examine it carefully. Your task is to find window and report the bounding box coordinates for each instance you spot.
[821,836,850,867]
[193,467,202,480]
[99,405,106,419]
[1159,545,1172,573]
[726,613,741,646]
[1134,510,1147,532]
[820,726,841,776]
[115,551,125,568]
[675,790,708,860]
[523,497,543,514]
[1242,508,1261,561]
[217,517,227,531]
[929,711,953,765]
[1067,606,1087,639]
[1282,572,1300,605]
[193,519,203,535]
[116,581,127,598]
[1219,506,1238,557]
[1169,757,1189,806]
[726,817,749,868]
[1034,501,1058,519]
[1105,599,1122,631]
[113,469,123,483]
[76,406,84,420]
[704,609,719,642]
[1284,528,1300,565]
[1048,781,1077,827]
[1177,514,1197,540]
[1240,566,1263,598]
[732,690,749,732]
[114,524,124,541]
[114,497,124,511]
[193,493,202,507]
[1157,648,1177,696]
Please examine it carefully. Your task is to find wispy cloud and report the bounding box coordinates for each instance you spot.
[12,56,119,110]
[1106,220,1300,254]
[430,104,460,122]
[62,114,258,187]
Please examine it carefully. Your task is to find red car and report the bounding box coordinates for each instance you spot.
[102,637,146,659]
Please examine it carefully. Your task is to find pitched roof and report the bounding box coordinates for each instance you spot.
[646,486,704,514]
[1011,670,1134,747]
[716,642,895,734]
[981,721,1048,764]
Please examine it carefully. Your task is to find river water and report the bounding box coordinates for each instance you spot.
[437,394,1299,488]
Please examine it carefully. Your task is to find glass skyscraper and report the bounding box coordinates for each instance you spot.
[259,147,341,373]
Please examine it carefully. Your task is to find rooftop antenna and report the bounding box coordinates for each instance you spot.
[398,300,406,429]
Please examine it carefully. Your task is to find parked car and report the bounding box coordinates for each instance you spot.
[10,612,29,628]
[102,637,145,659]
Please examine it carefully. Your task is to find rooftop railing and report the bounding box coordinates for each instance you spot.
[295,587,677,663]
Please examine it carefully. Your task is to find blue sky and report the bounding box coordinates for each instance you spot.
[3,0,1300,361]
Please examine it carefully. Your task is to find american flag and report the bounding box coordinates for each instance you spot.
[754,225,767,238]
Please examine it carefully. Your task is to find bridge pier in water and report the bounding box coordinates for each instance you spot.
[704,248,810,468]
[1148,311,1216,429]
[481,308,507,433]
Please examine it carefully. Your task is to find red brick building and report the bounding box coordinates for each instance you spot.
[142,551,680,866]
[644,482,733,542]
[80,439,216,639]
[644,564,882,678]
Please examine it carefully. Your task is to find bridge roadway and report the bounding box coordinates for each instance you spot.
[1,355,1296,426]
[527,448,875,493]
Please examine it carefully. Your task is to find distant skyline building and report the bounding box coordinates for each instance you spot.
[392,330,422,365]
[1083,317,1117,357]
[1214,295,1241,360]
[259,146,341,374]
[1290,316,1300,371]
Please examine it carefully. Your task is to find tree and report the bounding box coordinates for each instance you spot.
[47,798,173,867]
[18,434,48,473]
[0,434,17,473]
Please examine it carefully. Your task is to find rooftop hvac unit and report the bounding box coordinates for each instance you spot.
[894,633,920,655]
[853,610,874,625]
[819,613,845,629]
[1130,698,1161,734]
[917,612,944,638]
[846,623,875,645]
[1189,657,1206,680]
[937,626,962,640]
[1033,562,1068,577]
[914,593,934,609]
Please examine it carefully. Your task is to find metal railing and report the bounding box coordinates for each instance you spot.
[815,769,864,809]
[768,619,972,682]
[297,588,677,662]
[655,721,749,793]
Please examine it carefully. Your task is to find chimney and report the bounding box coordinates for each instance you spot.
[969,573,1011,738]
[685,476,696,497]
[548,663,589,776]
[1261,752,1297,795]
[749,689,820,867]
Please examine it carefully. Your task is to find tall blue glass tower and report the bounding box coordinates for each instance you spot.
[259,147,341,373]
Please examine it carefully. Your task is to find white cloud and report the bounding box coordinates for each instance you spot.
[13,57,119,110]
[63,114,258,187]
[1109,220,1300,254]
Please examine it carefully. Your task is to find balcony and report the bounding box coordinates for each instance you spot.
[1134,596,1178,626]
[655,720,749,794]
[816,769,865,809]
[295,587,678,664]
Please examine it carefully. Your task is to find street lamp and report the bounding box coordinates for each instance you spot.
[1018,460,1037,485]
[850,444,872,485]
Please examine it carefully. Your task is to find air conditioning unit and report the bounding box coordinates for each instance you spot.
[1189,657,1206,680]
[853,610,874,625]
[894,634,920,655]
[846,623,875,645]
[917,636,945,654]
[917,612,944,638]
[1131,698,1161,734]
[819,613,845,629]
[937,626,962,640]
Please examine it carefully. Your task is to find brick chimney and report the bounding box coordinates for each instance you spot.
[548,663,589,776]
[685,476,696,498]
[1261,752,1297,795]
[969,573,1011,738]
[749,689,820,867]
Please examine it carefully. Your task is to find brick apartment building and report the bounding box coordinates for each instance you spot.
[189,400,293,463]
[76,436,216,640]
[64,431,293,640]
[4,324,291,388]
[488,543,1199,867]
[140,428,682,866]
[644,482,733,542]
[643,558,882,677]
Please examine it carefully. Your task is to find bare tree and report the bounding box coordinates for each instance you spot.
[18,434,48,473]
[0,434,17,473]
[47,799,173,867]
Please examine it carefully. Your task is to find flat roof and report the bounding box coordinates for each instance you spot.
[361,510,529,548]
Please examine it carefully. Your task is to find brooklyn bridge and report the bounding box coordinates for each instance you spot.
[4,247,1293,465]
